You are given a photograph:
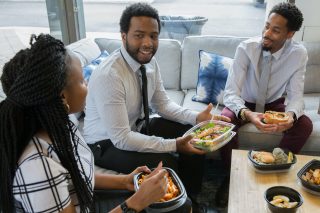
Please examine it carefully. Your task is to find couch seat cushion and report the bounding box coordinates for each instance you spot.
[165,89,185,106]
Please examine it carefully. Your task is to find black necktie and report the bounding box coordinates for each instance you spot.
[140,65,149,135]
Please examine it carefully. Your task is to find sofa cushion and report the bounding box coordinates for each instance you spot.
[67,38,101,67]
[94,38,182,90]
[183,89,215,112]
[166,90,185,106]
[181,35,247,90]
[302,42,320,93]
[192,50,232,105]
[83,50,109,82]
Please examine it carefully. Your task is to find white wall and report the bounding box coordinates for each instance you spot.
[266,0,320,41]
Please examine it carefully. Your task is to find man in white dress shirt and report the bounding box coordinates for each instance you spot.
[216,2,313,207]
[84,3,228,210]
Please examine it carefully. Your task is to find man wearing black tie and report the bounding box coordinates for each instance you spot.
[84,3,228,212]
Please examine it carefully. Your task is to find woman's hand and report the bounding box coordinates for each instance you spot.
[124,166,151,191]
[125,169,168,212]
[124,161,164,191]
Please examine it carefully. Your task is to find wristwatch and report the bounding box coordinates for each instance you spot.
[239,108,249,121]
[120,201,137,213]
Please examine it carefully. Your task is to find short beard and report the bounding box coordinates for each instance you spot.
[125,39,154,64]
[262,45,272,52]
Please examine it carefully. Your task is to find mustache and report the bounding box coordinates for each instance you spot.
[140,47,154,51]
[263,36,272,41]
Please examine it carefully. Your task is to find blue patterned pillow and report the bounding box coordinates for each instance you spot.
[192,50,233,104]
[82,50,109,82]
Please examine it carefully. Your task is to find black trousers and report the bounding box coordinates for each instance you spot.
[89,117,205,195]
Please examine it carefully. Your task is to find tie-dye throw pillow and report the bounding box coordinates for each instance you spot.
[192,50,233,104]
[82,50,109,83]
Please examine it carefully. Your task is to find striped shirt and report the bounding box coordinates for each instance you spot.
[13,124,94,213]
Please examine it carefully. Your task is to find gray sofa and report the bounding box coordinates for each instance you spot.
[66,35,320,157]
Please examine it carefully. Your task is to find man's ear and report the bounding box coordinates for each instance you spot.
[287,31,295,39]
[121,32,126,42]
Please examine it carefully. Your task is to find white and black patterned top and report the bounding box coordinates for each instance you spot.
[13,124,94,213]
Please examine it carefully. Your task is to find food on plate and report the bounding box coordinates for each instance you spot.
[192,123,231,141]
[253,151,275,164]
[270,195,298,208]
[263,111,289,124]
[185,121,235,152]
[302,168,320,185]
[273,147,293,164]
[251,148,293,165]
[138,171,180,202]
[287,152,294,163]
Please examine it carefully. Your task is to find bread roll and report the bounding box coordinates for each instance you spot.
[253,151,275,164]
[263,111,289,124]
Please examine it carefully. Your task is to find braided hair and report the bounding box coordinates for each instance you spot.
[0,34,94,212]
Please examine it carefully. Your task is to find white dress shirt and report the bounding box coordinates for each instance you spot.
[223,37,308,118]
[84,45,198,153]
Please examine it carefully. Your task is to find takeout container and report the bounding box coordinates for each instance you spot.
[264,186,303,213]
[133,167,187,212]
[183,120,235,152]
[297,159,320,195]
[248,149,297,172]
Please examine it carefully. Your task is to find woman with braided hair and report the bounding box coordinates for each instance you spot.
[0,34,168,213]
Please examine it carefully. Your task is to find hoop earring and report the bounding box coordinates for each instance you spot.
[64,103,70,113]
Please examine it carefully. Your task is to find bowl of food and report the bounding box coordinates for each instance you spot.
[133,167,187,212]
[248,148,296,172]
[183,120,235,152]
[264,186,303,213]
[297,159,320,195]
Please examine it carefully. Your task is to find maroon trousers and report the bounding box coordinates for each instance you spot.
[220,97,313,169]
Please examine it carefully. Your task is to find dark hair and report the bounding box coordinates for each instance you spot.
[0,34,93,212]
[269,2,303,31]
[120,3,161,33]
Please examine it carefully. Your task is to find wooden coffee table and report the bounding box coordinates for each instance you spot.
[228,149,320,213]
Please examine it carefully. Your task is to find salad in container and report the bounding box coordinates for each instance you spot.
[184,120,236,152]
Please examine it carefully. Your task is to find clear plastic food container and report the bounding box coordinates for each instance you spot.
[183,120,236,152]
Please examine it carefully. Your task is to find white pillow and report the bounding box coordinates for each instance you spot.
[67,38,101,67]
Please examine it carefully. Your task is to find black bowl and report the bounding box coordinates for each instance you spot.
[264,186,303,213]
[297,159,320,194]
[248,149,297,171]
[133,167,187,211]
